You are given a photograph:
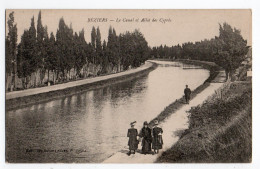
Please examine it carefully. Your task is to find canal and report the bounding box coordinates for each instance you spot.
[6,61,209,163]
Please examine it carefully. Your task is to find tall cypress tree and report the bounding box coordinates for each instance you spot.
[107,26,114,65]
[36,11,46,84]
[28,16,37,73]
[45,32,58,83]
[102,40,109,73]
[17,30,31,88]
[113,28,121,71]
[37,11,44,47]
[56,18,74,79]
[91,26,97,65]
[6,11,18,90]
[96,27,102,65]
[17,19,38,89]
[107,26,119,69]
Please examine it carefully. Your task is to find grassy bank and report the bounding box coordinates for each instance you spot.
[6,62,157,111]
[157,82,252,163]
[148,59,220,127]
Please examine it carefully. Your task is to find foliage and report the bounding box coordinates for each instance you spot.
[7,11,249,89]
[6,11,18,89]
[7,11,150,89]
[157,83,252,163]
[151,23,249,80]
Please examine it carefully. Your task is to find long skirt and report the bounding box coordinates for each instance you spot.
[152,135,163,149]
[128,137,138,150]
[142,139,151,153]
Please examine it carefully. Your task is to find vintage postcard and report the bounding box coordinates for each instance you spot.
[5,9,252,164]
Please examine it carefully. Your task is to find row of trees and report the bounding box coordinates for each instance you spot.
[6,11,249,90]
[6,11,149,90]
[151,23,249,80]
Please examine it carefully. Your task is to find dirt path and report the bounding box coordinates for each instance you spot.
[103,82,223,163]
[6,62,153,100]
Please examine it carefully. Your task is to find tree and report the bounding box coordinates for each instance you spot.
[45,32,58,83]
[56,18,75,80]
[101,40,109,73]
[214,23,249,80]
[96,27,102,65]
[28,16,39,86]
[6,11,18,91]
[91,26,97,65]
[36,11,47,84]
[17,30,34,89]
[74,29,87,77]
[118,29,149,70]
[107,27,116,67]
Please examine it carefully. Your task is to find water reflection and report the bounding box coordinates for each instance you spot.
[6,61,209,163]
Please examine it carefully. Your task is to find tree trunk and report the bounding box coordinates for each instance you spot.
[12,62,16,91]
[21,77,24,89]
[40,69,46,85]
[25,76,29,89]
[5,72,9,91]
[225,69,230,81]
[47,69,50,82]
[34,71,37,87]
[83,64,86,78]
[93,63,95,76]
[53,70,56,85]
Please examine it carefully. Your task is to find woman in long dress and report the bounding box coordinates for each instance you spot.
[127,121,138,155]
[139,121,152,155]
[152,120,163,154]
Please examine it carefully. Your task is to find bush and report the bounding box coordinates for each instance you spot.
[157,82,252,163]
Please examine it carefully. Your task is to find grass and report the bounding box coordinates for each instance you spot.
[157,82,252,163]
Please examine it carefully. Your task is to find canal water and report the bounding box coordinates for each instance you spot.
[6,61,209,163]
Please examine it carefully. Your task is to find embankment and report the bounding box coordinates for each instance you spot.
[157,81,252,163]
[6,61,157,111]
[148,59,222,127]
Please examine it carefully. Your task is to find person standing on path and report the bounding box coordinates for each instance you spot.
[127,121,139,155]
[184,85,191,104]
[152,120,163,154]
[139,121,152,155]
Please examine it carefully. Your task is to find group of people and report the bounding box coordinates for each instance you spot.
[127,120,163,156]
[126,85,191,156]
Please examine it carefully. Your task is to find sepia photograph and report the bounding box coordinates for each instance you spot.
[4,8,253,164]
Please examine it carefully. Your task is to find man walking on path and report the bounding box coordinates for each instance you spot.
[184,85,191,104]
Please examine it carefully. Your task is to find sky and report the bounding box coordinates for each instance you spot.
[6,9,252,47]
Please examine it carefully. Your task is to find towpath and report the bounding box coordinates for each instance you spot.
[103,81,224,163]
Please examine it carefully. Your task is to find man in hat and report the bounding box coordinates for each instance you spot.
[127,121,138,155]
[139,121,152,155]
[152,120,163,154]
[184,85,191,104]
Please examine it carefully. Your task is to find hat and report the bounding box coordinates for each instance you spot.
[130,121,136,126]
[154,120,159,125]
[143,121,148,125]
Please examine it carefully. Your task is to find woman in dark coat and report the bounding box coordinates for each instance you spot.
[139,121,152,155]
[152,120,163,154]
[127,121,138,155]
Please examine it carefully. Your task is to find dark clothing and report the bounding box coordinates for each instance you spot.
[152,126,163,150]
[184,88,191,103]
[139,127,152,153]
[127,128,139,150]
